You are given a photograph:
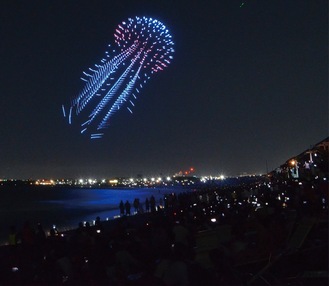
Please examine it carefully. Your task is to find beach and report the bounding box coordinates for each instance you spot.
[0,177,327,285]
[0,186,192,245]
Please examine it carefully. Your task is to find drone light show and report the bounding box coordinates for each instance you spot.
[62,16,174,139]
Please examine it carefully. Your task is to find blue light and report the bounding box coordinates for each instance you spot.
[64,16,174,138]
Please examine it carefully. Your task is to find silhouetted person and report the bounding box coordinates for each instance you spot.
[125,200,131,216]
[85,221,93,236]
[133,198,140,214]
[145,198,150,213]
[34,222,47,262]
[21,220,35,246]
[95,216,104,234]
[95,216,101,227]
[119,200,125,216]
[150,195,156,213]
[35,222,47,246]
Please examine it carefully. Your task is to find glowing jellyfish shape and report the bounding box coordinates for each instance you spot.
[63,16,175,139]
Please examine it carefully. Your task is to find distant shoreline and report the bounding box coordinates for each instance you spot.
[0,183,197,191]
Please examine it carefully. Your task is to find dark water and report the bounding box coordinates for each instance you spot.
[0,186,190,245]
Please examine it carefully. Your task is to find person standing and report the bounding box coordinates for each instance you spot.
[150,195,156,213]
[119,200,125,216]
[125,200,131,216]
[133,198,140,214]
[145,198,150,213]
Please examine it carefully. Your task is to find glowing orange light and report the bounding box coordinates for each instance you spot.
[290,159,297,166]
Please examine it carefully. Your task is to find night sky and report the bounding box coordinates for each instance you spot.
[0,0,328,179]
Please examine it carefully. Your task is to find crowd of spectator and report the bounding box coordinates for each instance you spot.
[0,176,327,285]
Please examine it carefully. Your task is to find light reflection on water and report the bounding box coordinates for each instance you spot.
[0,187,191,245]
